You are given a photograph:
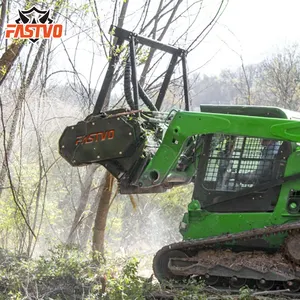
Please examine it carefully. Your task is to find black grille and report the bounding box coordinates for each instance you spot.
[287,190,300,213]
[204,135,283,192]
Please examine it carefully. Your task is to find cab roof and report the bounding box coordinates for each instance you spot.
[200,105,300,120]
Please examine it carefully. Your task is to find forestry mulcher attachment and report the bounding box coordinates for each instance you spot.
[59,26,300,293]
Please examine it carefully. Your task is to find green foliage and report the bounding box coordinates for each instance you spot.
[0,245,155,299]
[158,185,193,225]
[104,257,147,300]
[0,65,7,76]
[137,48,150,65]
[0,159,64,253]
[170,278,205,300]
[0,245,99,298]
[239,286,252,300]
[109,27,116,36]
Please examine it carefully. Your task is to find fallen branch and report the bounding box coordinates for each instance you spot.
[252,288,290,296]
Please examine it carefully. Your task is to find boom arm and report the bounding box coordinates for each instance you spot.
[137,111,300,189]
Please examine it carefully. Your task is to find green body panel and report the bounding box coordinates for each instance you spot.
[183,211,288,247]
[139,105,300,247]
[181,151,300,244]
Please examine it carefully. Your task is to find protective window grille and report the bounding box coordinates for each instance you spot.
[287,190,300,213]
[203,135,283,191]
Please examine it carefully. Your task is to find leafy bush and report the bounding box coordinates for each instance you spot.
[103,257,148,300]
[0,245,153,299]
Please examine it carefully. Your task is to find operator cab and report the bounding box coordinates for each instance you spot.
[192,105,298,213]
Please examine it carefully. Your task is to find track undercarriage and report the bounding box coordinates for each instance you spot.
[153,221,300,293]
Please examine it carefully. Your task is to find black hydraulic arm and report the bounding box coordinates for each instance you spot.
[155,53,178,110]
[93,38,124,115]
[182,53,190,111]
[110,25,183,55]
[129,36,139,110]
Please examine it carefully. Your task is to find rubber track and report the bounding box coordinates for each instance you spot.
[153,220,300,284]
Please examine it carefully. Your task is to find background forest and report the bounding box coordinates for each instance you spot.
[0,0,300,298]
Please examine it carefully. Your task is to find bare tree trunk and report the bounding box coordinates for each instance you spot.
[240,59,252,105]
[0,40,47,198]
[0,0,44,86]
[91,0,129,257]
[92,171,114,257]
[0,40,25,86]
[0,0,7,39]
[139,0,183,88]
[100,0,129,111]
[67,164,99,244]
[80,193,99,247]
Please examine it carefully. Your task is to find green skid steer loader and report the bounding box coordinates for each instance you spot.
[59,25,300,293]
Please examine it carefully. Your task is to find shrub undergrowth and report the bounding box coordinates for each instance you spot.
[0,245,153,299]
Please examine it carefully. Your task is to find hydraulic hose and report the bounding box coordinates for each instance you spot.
[138,83,157,111]
[124,57,135,110]
[124,56,157,111]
